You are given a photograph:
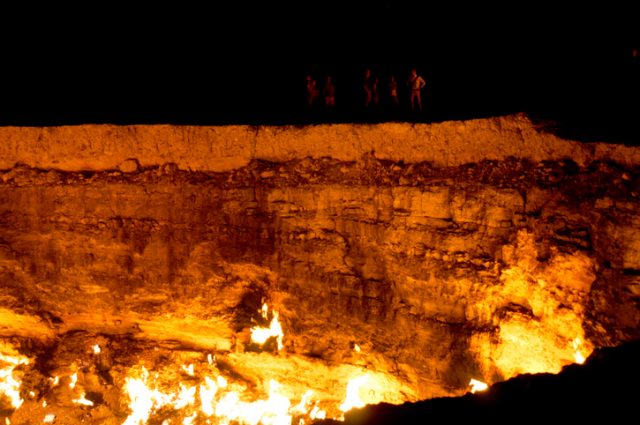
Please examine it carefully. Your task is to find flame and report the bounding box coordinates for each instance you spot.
[93,344,101,354]
[339,375,369,412]
[123,367,174,425]
[72,392,94,407]
[43,413,55,423]
[0,352,30,409]
[123,363,346,425]
[182,413,197,425]
[207,354,214,365]
[572,337,586,364]
[49,375,59,386]
[69,372,77,389]
[214,379,292,425]
[292,390,327,421]
[199,376,219,416]
[181,364,195,377]
[250,304,284,351]
[174,384,196,409]
[353,344,361,353]
[292,390,314,414]
[310,404,327,420]
[468,378,488,393]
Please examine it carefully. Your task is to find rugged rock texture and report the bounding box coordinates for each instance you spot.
[1,114,640,423]
[3,114,640,172]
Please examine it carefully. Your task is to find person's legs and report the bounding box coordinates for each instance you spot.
[411,91,421,111]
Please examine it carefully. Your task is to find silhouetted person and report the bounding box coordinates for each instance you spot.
[323,75,336,109]
[306,75,320,111]
[372,75,380,110]
[363,68,373,110]
[407,68,426,112]
[388,75,399,107]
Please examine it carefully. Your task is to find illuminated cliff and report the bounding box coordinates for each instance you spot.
[1,114,639,424]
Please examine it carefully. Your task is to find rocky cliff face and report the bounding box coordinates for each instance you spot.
[1,114,639,424]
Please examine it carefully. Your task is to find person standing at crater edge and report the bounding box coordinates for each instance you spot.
[306,74,320,112]
[323,75,336,110]
[407,67,426,112]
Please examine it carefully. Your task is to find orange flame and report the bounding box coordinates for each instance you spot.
[572,337,586,364]
[468,378,488,394]
[339,375,370,412]
[72,392,94,407]
[0,352,29,409]
[250,303,284,350]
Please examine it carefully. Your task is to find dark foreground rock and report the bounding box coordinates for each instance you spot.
[334,339,640,424]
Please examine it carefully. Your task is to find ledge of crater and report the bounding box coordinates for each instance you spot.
[2,114,640,172]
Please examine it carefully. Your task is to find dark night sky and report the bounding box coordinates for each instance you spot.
[1,3,638,143]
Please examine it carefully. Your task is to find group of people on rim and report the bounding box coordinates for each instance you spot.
[305,67,427,117]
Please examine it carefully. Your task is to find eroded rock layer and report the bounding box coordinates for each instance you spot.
[1,115,639,423]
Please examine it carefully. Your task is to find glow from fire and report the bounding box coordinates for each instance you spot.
[123,367,171,425]
[122,363,401,424]
[0,352,30,409]
[72,392,94,406]
[93,344,101,354]
[69,372,78,389]
[43,413,55,423]
[572,337,586,364]
[250,303,284,350]
[182,412,196,424]
[215,379,292,425]
[468,378,488,394]
[339,375,369,412]
[181,364,195,377]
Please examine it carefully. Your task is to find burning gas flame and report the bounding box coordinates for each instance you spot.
[92,344,101,354]
[469,378,488,394]
[339,375,370,412]
[0,352,29,409]
[123,367,174,425]
[292,390,326,421]
[122,364,345,425]
[214,379,292,425]
[72,392,94,407]
[572,337,586,364]
[43,413,55,423]
[182,412,197,424]
[181,364,195,377]
[69,372,78,389]
[250,303,284,350]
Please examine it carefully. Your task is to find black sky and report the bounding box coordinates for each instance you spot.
[1,3,638,142]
